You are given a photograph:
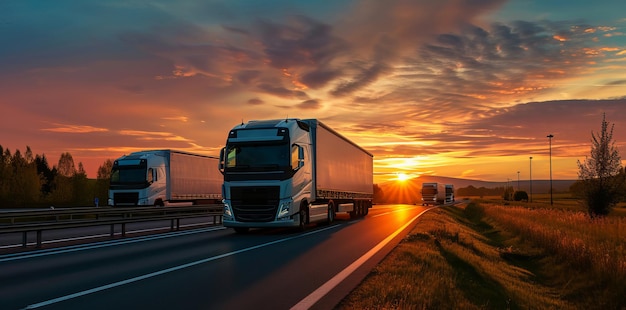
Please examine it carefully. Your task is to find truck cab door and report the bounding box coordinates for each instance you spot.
[291,144,311,196]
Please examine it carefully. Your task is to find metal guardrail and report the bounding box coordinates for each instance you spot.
[0,205,224,248]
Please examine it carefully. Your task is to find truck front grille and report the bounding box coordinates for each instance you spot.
[114,192,139,206]
[230,186,280,222]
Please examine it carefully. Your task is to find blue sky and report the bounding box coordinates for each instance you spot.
[1,0,625,182]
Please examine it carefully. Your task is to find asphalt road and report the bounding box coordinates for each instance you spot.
[0,204,432,310]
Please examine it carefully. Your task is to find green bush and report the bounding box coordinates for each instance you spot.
[513,191,529,201]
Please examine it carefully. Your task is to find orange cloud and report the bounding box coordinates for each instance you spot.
[41,123,109,133]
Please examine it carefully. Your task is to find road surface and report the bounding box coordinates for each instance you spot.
[0,204,432,310]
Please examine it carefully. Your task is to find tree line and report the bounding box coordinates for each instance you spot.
[0,145,112,207]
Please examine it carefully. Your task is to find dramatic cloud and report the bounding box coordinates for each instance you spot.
[1,0,625,182]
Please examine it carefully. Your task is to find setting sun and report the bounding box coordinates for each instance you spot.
[396,173,411,182]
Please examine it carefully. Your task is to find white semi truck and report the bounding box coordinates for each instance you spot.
[108,150,222,207]
[420,182,454,205]
[219,118,373,232]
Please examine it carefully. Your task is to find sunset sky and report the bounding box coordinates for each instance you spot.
[1,0,625,184]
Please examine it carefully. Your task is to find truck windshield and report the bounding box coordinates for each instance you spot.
[421,187,437,194]
[110,166,147,185]
[225,142,290,171]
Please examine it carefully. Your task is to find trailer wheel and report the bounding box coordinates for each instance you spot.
[298,203,308,231]
[327,201,335,224]
[350,201,360,219]
[349,201,357,219]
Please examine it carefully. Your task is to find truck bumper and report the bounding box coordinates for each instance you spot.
[223,198,297,228]
[223,219,299,228]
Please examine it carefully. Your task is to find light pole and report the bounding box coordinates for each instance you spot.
[547,134,554,206]
[517,171,520,191]
[529,156,533,203]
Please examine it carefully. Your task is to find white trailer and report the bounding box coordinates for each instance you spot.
[219,118,373,232]
[108,150,221,206]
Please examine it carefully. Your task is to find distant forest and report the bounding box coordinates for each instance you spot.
[0,145,112,207]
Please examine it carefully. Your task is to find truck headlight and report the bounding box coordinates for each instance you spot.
[277,200,292,219]
[224,202,233,218]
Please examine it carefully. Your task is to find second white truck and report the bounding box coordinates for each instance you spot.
[219,118,373,232]
[108,150,222,206]
[420,182,454,205]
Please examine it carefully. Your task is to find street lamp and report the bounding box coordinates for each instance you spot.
[529,156,533,203]
[517,171,520,191]
[547,134,554,206]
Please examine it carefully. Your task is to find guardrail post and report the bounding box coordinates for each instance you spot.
[121,223,126,237]
[22,231,27,247]
[170,219,174,231]
[110,224,115,237]
[36,230,42,248]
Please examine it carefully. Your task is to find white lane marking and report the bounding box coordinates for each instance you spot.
[0,227,226,263]
[0,222,212,250]
[291,207,436,310]
[22,224,342,309]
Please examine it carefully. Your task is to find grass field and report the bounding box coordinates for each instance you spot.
[336,198,626,309]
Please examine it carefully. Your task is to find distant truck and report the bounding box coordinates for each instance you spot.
[421,183,454,205]
[108,150,222,207]
[219,118,373,232]
[445,184,455,204]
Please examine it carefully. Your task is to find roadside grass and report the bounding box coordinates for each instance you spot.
[337,201,626,309]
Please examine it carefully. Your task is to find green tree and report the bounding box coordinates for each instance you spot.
[57,152,76,177]
[0,145,8,203]
[72,162,91,205]
[96,159,113,205]
[50,153,77,204]
[577,113,625,217]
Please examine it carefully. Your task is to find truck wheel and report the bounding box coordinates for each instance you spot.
[327,202,335,224]
[154,199,164,207]
[349,201,359,219]
[298,204,308,231]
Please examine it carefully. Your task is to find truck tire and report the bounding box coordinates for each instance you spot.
[154,199,164,207]
[349,201,359,219]
[298,204,308,231]
[327,201,335,224]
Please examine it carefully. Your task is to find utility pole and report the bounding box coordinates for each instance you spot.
[547,134,554,206]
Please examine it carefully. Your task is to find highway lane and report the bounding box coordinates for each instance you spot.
[0,204,433,310]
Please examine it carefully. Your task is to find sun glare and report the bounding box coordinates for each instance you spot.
[396,173,410,182]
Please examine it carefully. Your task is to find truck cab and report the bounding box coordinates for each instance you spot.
[220,119,313,231]
[108,151,167,206]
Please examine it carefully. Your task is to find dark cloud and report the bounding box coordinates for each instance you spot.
[330,62,392,97]
[235,70,261,84]
[254,15,346,70]
[298,99,321,110]
[247,98,264,105]
[257,83,309,99]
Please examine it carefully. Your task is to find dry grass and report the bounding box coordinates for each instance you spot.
[481,204,626,308]
[337,201,626,309]
[337,205,573,309]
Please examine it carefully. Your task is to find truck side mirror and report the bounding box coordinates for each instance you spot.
[291,145,305,171]
[219,147,225,174]
[298,146,305,168]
